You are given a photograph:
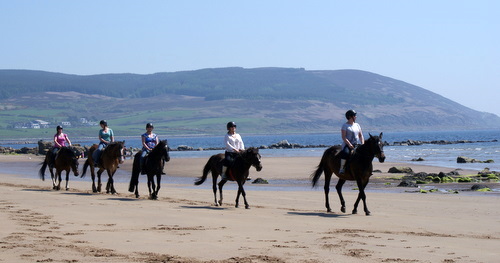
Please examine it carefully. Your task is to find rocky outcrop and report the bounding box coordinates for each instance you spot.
[388,166,414,174]
[457,156,494,163]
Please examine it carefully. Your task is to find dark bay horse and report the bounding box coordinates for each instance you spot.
[82,141,125,194]
[195,147,262,209]
[311,133,385,215]
[128,140,170,199]
[39,146,80,190]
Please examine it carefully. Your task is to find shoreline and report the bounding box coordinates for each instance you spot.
[1,154,499,262]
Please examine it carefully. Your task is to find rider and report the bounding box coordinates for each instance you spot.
[52,125,72,165]
[140,122,159,174]
[222,121,245,179]
[93,120,114,166]
[340,110,364,174]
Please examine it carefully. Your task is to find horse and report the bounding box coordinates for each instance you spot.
[39,146,80,190]
[195,147,263,209]
[128,140,170,199]
[82,141,125,194]
[311,133,385,216]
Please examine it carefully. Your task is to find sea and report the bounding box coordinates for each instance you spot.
[2,129,500,171]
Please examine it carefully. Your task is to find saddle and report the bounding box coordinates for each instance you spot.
[224,167,236,181]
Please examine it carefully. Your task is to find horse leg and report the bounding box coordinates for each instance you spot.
[147,175,155,199]
[134,181,140,198]
[109,171,118,195]
[236,181,249,209]
[55,170,62,191]
[353,178,370,215]
[90,167,97,193]
[211,172,219,206]
[323,172,332,212]
[217,179,227,206]
[50,168,57,190]
[155,174,161,199]
[65,170,70,190]
[335,179,347,213]
[97,169,103,192]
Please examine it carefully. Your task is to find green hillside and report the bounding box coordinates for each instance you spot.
[0,68,499,139]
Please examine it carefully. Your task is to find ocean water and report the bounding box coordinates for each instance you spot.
[2,130,499,171]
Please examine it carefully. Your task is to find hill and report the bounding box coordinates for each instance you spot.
[0,68,499,138]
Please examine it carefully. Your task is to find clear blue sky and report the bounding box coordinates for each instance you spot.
[1,0,499,116]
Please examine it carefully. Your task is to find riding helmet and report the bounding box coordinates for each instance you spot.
[99,120,108,126]
[146,123,154,129]
[227,121,237,129]
[56,125,63,131]
[345,110,357,120]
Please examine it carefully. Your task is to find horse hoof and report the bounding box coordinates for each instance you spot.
[352,210,358,214]
[341,207,346,213]
[365,211,371,216]
[218,201,222,206]
[135,195,140,198]
[245,205,250,209]
[327,208,332,213]
[235,204,239,208]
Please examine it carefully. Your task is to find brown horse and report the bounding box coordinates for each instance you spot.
[195,147,262,209]
[82,141,125,194]
[311,133,385,215]
[39,146,80,190]
[128,140,170,199]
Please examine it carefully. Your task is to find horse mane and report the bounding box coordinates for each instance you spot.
[150,140,167,155]
[58,146,77,157]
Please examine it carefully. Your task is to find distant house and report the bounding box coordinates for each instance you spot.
[61,121,71,127]
[30,122,41,129]
[34,120,50,128]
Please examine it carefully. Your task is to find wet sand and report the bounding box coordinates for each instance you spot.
[0,154,499,262]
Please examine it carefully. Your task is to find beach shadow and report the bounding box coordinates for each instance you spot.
[61,192,93,196]
[287,211,346,218]
[107,197,141,202]
[22,188,51,192]
[180,205,229,210]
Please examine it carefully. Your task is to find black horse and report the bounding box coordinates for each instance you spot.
[82,141,125,194]
[39,146,80,190]
[311,133,385,215]
[195,147,263,209]
[128,140,170,200]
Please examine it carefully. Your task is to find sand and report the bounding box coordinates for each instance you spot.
[0,154,499,263]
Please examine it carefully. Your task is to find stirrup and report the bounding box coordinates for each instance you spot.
[339,168,345,174]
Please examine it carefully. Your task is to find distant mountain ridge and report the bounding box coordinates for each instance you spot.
[0,68,499,135]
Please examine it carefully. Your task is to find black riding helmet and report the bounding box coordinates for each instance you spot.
[99,120,108,126]
[56,125,63,131]
[227,121,237,130]
[345,110,357,120]
[146,123,154,129]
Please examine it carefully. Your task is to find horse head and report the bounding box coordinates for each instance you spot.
[107,141,126,164]
[61,146,80,176]
[156,140,170,162]
[368,132,385,163]
[242,147,263,171]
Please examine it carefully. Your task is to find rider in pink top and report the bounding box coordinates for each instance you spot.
[51,125,72,164]
[53,125,72,149]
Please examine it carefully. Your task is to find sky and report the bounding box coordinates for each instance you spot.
[1,0,499,116]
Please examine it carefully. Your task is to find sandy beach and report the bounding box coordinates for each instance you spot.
[0,154,499,263]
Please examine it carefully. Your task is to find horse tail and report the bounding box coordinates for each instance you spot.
[194,156,213,185]
[81,158,90,178]
[129,152,141,192]
[310,161,324,188]
[39,161,47,181]
[311,146,337,187]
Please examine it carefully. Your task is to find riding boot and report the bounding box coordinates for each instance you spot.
[339,159,346,174]
[221,166,228,180]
